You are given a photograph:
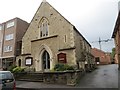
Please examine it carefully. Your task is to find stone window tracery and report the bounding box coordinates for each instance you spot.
[40,18,49,38]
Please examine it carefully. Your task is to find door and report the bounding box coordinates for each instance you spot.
[42,50,50,70]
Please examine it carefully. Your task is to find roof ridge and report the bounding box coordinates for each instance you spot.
[42,0,47,2]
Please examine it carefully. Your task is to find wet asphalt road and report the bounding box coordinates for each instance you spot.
[76,64,118,88]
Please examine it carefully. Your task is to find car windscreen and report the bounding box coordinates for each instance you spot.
[0,72,14,84]
[0,72,13,80]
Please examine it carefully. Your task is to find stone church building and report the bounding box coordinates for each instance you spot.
[16,0,95,72]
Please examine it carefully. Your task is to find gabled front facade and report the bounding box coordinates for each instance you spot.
[17,1,95,72]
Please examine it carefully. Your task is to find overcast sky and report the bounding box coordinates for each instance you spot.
[0,0,119,52]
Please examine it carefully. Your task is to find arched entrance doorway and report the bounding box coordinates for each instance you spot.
[35,44,53,71]
[18,59,21,67]
[42,50,50,70]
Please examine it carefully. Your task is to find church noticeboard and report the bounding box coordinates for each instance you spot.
[25,57,33,66]
[57,53,67,63]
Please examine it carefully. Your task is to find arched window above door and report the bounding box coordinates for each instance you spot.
[39,17,49,38]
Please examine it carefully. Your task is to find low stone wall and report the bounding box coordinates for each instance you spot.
[43,71,66,84]
[14,70,85,86]
[14,72,27,79]
[14,72,43,82]
[43,70,85,86]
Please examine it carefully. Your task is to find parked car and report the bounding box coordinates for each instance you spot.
[0,71,16,90]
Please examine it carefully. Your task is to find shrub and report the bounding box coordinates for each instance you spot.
[8,65,17,72]
[64,64,74,70]
[54,63,65,71]
[12,67,25,73]
[54,63,74,71]
[24,67,36,72]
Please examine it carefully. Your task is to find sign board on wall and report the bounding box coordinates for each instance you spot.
[57,53,67,63]
[85,61,88,64]
[25,57,33,66]
[97,62,100,64]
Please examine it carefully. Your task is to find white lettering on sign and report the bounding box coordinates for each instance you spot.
[59,58,64,61]
[26,58,32,65]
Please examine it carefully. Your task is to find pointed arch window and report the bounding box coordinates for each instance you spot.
[40,18,49,38]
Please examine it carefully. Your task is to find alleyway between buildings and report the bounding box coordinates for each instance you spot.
[76,64,118,88]
[16,64,118,89]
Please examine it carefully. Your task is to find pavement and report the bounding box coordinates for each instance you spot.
[16,64,119,89]
[16,81,72,89]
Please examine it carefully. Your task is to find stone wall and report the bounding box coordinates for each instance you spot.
[14,70,85,86]
[43,70,85,85]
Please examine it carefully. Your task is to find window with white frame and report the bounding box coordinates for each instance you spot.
[5,34,14,41]
[0,25,2,30]
[4,46,12,52]
[6,21,15,28]
[40,18,49,37]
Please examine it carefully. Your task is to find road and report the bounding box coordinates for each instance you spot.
[76,64,118,88]
[16,64,118,89]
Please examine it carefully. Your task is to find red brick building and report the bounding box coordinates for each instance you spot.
[91,48,111,65]
[0,18,29,70]
[114,54,118,64]
[112,2,120,69]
